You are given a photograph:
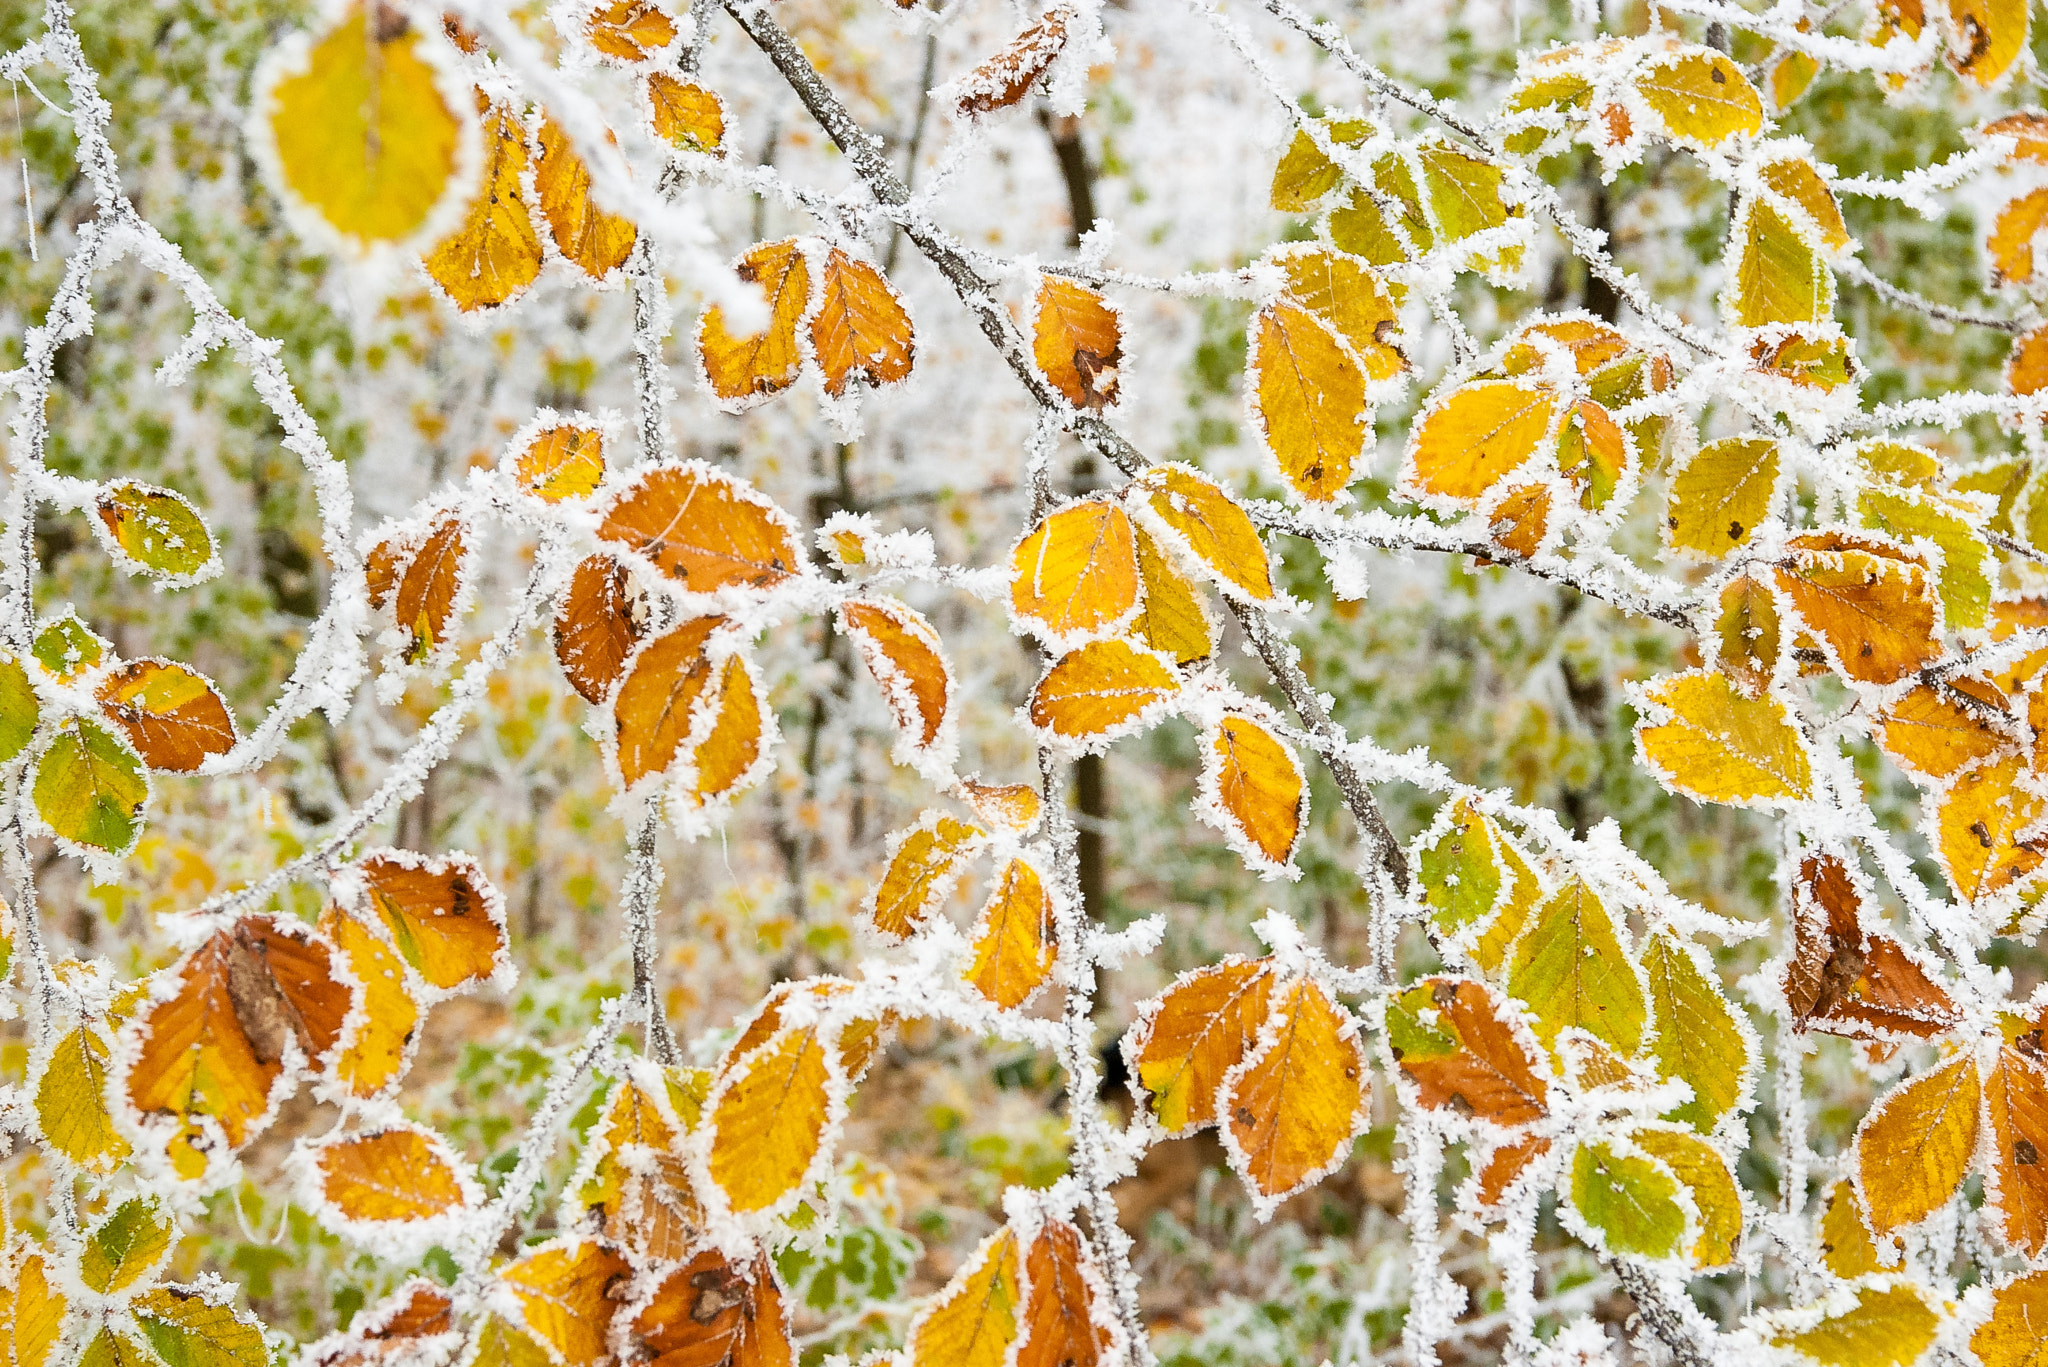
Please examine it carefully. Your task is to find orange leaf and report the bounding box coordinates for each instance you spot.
[392,514,469,666]
[580,0,677,62]
[1251,302,1369,501]
[956,779,1042,832]
[1876,679,2016,781]
[868,812,986,939]
[1473,1134,1552,1210]
[1031,276,1122,411]
[1019,1219,1115,1367]
[1199,711,1305,875]
[311,1124,473,1224]
[1009,500,1141,644]
[964,858,1058,1009]
[1783,853,1960,1042]
[1975,1270,2048,1367]
[811,248,914,397]
[1987,1019,2048,1256]
[1128,957,1275,1133]
[627,1250,793,1367]
[358,850,508,995]
[1947,0,2028,86]
[95,659,238,772]
[954,7,1071,117]
[304,1281,457,1367]
[553,553,649,705]
[1386,976,1549,1126]
[1027,639,1180,744]
[567,1069,701,1260]
[840,598,951,758]
[700,239,812,404]
[1773,531,1940,685]
[612,617,724,788]
[1488,484,1551,558]
[501,1241,632,1367]
[124,915,358,1157]
[598,462,801,593]
[1991,189,2048,286]
[1132,463,1273,601]
[422,99,543,313]
[681,653,767,810]
[1221,977,1368,1208]
[2010,324,2048,394]
[1936,754,2048,904]
[513,419,606,503]
[1853,1050,1981,1234]
[534,116,637,282]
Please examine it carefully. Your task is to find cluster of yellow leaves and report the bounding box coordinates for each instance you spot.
[1124,953,1370,1212]
[1500,36,1765,167]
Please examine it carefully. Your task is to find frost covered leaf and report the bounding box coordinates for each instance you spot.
[1019,1220,1114,1367]
[554,553,648,705]
[4,1250,64,1367]
[647,73,726,154]
[965,859,1058,1009]
[1985,1013,2048,1255]
[1010,500,1140,644]
[1026,639,1180,745]
[392,514,469,666]
[514,420,606,503]
[303,1282,457,1367]
[1976,1271,2048,1367]
[908,1227,1020,1367]
[1665,436,1779,557]
[1131,464,1273,602]
[0,651,38,762]
[1274,247,1407,382]
[32,716,149,856]
[500,1241,631,1367]
[423,99,543,313]
[1948,0,2028,85]
[1129,529,1213,664]
[319,906,418,1100]
[1641,932,1752,1131]
[811,248,915,397]
[1853,1050,1979,1233]
[1269,116,1372,211]
[1767,1283,1941,1367]
[707,1023,836,1212]
[33,611,108,680]
[840,598,952,760]
[1198,711,1305,875]
[580,0,678,62]
[1761,155,1851,249]
[568,1067,703,1259]
[1384,976,1548,1125]
[1774,532,1941,684]
[359,850,508,995]
[1032,276,1122,411]
[599,462,802,593]
[955,6,1071,117]
[1874,680,2015,781]
[1990,190,2048,285]
[534,116,637,283]
[310,1124,474,1225]
[1752,330,1856,392]
[1818,1179,1883,1277]
[1714,574,1782,696]
[1251,302,1369,501]
[1633,669,1811,806]
[627,1250,793,1367]
[1630,48,1764,147]
[1936,755,2047,903]
[1784,851,1961,1039]
[1417,799,1508,936]
[34,1024,129,1171]
[1220,977,1369,1207]
[614,619,723,787]
[868,812,985,939]
[682,650,768,813]
[1858,486,1991,631]
[254,4,472,252]
[957,780,1041,832]
[1728,198,1833,328]
[1567,1140,1686,1260]
[123,915,356,1165]
[80,1197,174,1294]
[1128,958,1275,1133]
[1505,878,1646,1055]
[96,660,237,772]
[1403,379,1553,504]
[132,1285,269,1367]
[701,240,812,404]
[95,482,217,582]
[1631,1126,1742,1267]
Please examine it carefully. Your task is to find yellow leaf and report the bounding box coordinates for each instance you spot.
[1200,712,1305,875]
[1251,302,1370,501]
[1504,878,1647,1056]
[1665,437,1779,558]
[1132,464,1274,601]
[501,1241,631,1367]
[1403,380,1554,504]
[1874,680,2016,782]
[8,1250,66,1367]
[1853,1051,1980,1233]
[1129,528,1213,665]
[255,5,474,252]
[1771,1282,1941,1367]
[1630,1125,1743,1267]
[1760,155,1850,250]
[707,1025,834,1213]
[1729,197,1833,328]
[1027,639,1180,744]
[580,0,678,63]
[868,813,985,940]
[319,906,419,1100]
[513,420,606,504]
[840,598,952,758]
[1991,190,2048,286]
[423,99,543,312]
[1009,500,1141,645]
[1936,754,2047,904]
[312,1125,473,1225]
[964,859,1058,1009]
[1817,1178,1884,1278]
[34,1024,130,1172]
[1975,1270,2048,1367]
[1948,0,2028,86]
[646,73,726,154]
[1631,48,1764,147]
[534,116,638,283]
[907,1228,1021,1367]
[1221,977,1368,1207]
[1273,247,1406,381]
[1634,669,1812,805]
[700,239,813,404]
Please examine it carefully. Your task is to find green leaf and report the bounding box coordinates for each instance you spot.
[1505,878,1647,1054]
[1629,1125,1742,1268]
[1269,117,1375,211]
[95,481,217,581]
[0,651,39,763]
[1642,932,1752,1131]
[81,1198,174,1294]
[1418,798,1505,936]
[1858,487,1992,631]
[33,717,149,856]
[1569,1139,1687,1260]
[133,1287,269,1367]
[32,612,108,681]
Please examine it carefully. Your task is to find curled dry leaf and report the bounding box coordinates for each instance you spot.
[1782,853,1960,1040]
[628,1249,794,1367]
[954,6,1072,117]
[840,597,952,761]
